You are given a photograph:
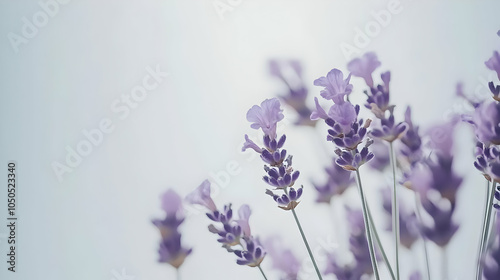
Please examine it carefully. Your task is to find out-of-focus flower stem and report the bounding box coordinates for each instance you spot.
[258,265,268,280]
[477,181,496,280]
[366,203,396,280]
[389,142,400,280]
[414,194,431,280]
[355,169,380,280]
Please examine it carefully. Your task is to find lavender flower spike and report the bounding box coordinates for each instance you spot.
[263,237,301,280]
[347,52,381,88]
[247,98,284,139]
[152,189,192,269]
[483,212,500,279]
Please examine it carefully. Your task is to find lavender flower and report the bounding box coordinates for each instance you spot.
[246,98,284,139]
[367,139,390,171]
[313,157,355,203]
[474,142,500,184]
[313,68,353,104]
[347,52,381,88]
[262,237,301,280]
[471,101,500,145]
[243,98,303,210]
[399,107,423,167]
[324,254,363,280]
[187,180,266,267]
[381,188,419,249]
[408,121,462,247]
[269,59,316,126]
[152,189,192,268]
[486,51,500,80]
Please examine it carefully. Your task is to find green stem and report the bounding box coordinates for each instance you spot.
[366,203,396,280]
[478,181,496,279]
[476,180,491,280]
[291,208,323,280]
[257,265,268,280]
[389,142,400,280]
[355,169,380,280]
[442,248,448,280]
[414,194,431,280]
[176,268,181,280]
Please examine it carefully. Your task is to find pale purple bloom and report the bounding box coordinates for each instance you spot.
[236,204,252,237]
[233,238,266,267]
[328,102,358,132]
[185,180,217,212]
[399,107,423,167]
[347,52,381,87]
[335,141,375,171]
[263,237,301,280]
[161,189,183,216]
[242,134,263,153]
[313,68,353,104]
[367,139,390,171]
[370,109,408,143]
[310,97,329,120]
[324,254,363,280]
[486,51,500,80]
[246,98,284,139]
[472,101,500,145]
[409,271,422,280]
[426,120,457,158]
[474,142,500,183]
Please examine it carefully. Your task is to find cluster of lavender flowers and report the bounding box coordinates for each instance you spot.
[151,32,500,280]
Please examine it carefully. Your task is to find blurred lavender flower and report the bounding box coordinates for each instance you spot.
[324,254,363,280]
[269,59,316,127]
[381,188,419,249]
[409,271,422,280]
[243,98,303,210]
[347,52,381,88]
[152,189,192,269]
[483,212,500,279]
[471,101,500,145]
[262,237,301,280]
[367,139,390,171]
[399,107,423,168]
[187,180,266,267]
[486,51,500,80]
[408,121,462,247]
[313,157,355,203]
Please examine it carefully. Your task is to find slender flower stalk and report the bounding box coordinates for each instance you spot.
[478,181,496,279]
[366,203,396,280]
[290,207,323,280]
[389,142,401,280]
[442,248,448,280]
[257,265,268,280]
[414,194,431,280]
[355,169,380,280]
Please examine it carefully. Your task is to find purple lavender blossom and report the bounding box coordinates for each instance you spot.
[347,52,381,88]
[187,180,266,267]
[313,68,353,104]
[367,139,390,171]
[486,51,500,80]
[381,188,419,249]
[152,189,192,268]
[262,237,301,280]
[408,121,462,247]
[313,157,355,203]
[483,212,500,279]
[471,101,500,145]
[246,98,284,139]
[474,142,500,184]
[243,99,304,210]
[269,59,316,127]
[324,254,363,280]
[399,107,423,167]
